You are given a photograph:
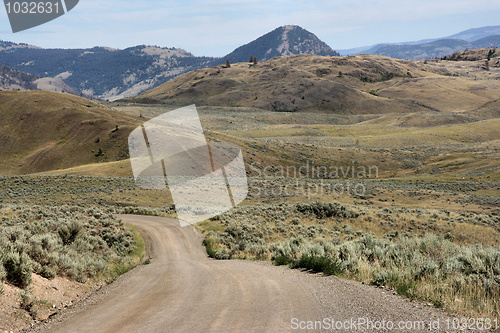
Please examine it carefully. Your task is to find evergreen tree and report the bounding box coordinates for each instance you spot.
[487,49,495,61]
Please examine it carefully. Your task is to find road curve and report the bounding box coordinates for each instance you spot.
[36,215,456,333]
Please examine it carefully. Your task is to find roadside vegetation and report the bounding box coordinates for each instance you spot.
[0,203,143,298]
[199,200,500,320]
[0,169,498,322]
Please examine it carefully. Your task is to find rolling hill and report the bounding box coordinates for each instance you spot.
[1,25,500,101]
[0,90,141,175]
[128,50,500,116]
[1,48,499,179]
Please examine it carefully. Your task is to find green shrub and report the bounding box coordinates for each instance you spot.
[273,255,291,266]
[414,260,439,280]
[0,204,136,288]
[19,289,37,318]
[291,255,342,276]
[40,265,56,279]
[395,280,417,300]
[214,249,231,260]
[202,235,220,259]
[4,252,33,289]
[371,270,391,287]
[296,201,359,219]
[58,221,82,245]
[0,262,6,282]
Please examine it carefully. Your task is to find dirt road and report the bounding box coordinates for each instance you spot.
[35,215,457,332]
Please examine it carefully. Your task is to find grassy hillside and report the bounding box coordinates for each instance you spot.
[0,91,141,175]
[1,53,498,181]
[129,53,500,116]
[103,103,499,182]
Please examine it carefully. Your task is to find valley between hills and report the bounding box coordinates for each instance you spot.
[0,48,499,332]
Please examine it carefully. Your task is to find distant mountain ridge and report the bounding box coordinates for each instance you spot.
[447,25,500,42]
[339,25,500,59]
[0,42,217,100]
[372,35,500,59]
[224,25,339,63]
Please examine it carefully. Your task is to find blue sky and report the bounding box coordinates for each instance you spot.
[1,0,500,56]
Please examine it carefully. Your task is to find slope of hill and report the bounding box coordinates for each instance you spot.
[224,25,339,63]
[0,90,141,175]
[441,46,500,61]
[129,51,500,116]
[33,76,82,95]
[0,53,498,183]
[1,25,499,100]
[0,64,82,94]
[0,64,38,90]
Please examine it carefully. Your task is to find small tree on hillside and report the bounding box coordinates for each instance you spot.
[249,56,254,63]
[484,60,490,71]
[253,57,258,65]
[226,59,231,68]
[487,49,496,61]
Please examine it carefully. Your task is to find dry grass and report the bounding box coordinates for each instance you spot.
[0,90,141,175]
[36,160,133,177]
[130,53,500,116]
